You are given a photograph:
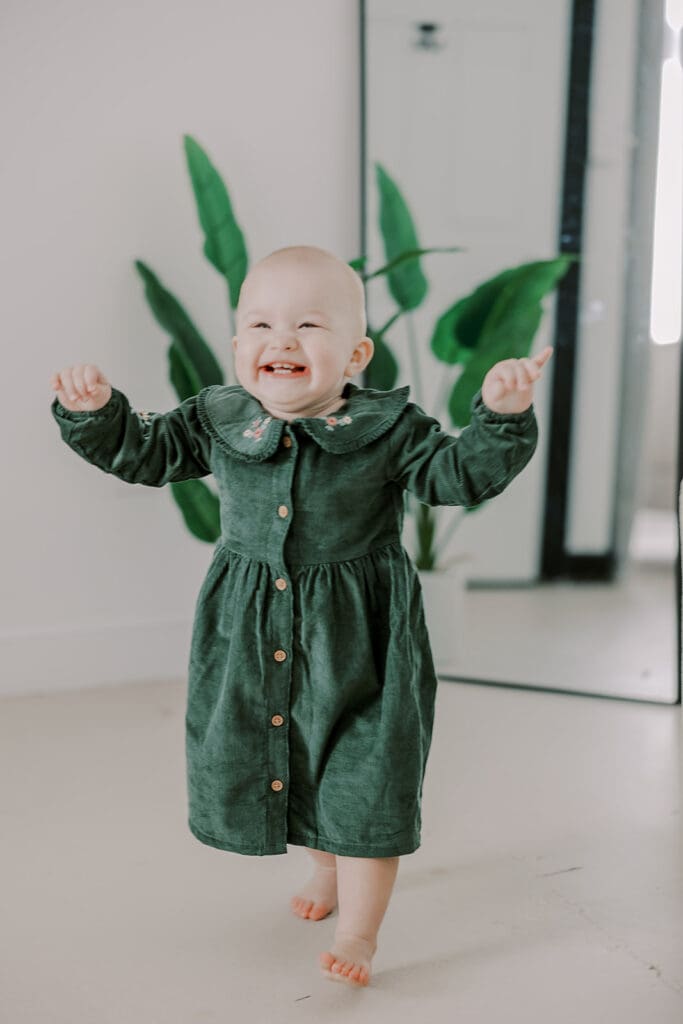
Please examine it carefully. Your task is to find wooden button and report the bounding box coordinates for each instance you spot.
[273,649,287,662]
[271,779,284,792]
[282,435,292,448]
[271,714,284,727]
[275,577,287,591]
[277,504,289,518]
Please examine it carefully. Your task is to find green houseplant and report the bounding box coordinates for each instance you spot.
[359,162,572,570]
[134,136,571,572]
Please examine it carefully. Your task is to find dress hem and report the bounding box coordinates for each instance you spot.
[287,831,421,858]
[188,820,420,858]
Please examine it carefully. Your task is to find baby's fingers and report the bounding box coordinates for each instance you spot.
[491,362,518,389]
[72,365,89,399]
[57,366,78,402]
[83,364,105,394]
[532,346,554,370]
[518,357,543,389]
[514,361,533,391]
[73,363,103,398]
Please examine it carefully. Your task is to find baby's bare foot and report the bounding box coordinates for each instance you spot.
[290,864,338,921]
[319,931,376,987]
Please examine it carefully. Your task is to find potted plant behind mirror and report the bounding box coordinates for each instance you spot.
[356,163,572,671]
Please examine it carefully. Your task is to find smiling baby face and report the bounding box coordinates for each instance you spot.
[232,246,374,421]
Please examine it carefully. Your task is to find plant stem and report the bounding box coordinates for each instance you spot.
[415,502,437,570]
[405,312,423,409]
[377,309,403,337]
[432,506,467,565]
[227,300,236,384]
[431,364,457,422]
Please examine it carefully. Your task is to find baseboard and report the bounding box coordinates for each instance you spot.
[0,617,193,696]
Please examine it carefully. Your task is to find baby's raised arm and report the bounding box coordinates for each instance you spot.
[49,363,212,486]
[49,363,113,413]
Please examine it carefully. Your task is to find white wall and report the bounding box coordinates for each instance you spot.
[0,0,361,695]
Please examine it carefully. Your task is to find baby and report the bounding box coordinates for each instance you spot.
[50,245,551,988]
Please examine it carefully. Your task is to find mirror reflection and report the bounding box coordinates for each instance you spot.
[362,0,679,702]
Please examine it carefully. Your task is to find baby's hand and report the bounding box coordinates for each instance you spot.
[49,364,113,412]
[481,346,553,415]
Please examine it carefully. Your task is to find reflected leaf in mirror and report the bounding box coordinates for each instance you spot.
[442,258,573,428]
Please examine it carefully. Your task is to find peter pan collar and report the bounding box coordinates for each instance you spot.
[195,381,411,461]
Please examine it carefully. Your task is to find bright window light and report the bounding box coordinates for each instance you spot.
[650,0,683,345]
[666,0,683,31]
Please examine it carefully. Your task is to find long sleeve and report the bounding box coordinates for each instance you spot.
[388,388,538,507]
[50,386,213,486]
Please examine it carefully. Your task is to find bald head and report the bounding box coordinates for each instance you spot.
[236,245,367,338]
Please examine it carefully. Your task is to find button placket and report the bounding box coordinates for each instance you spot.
[265,429,297,852]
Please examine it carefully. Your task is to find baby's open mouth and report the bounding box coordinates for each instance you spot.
[260,362,309,376]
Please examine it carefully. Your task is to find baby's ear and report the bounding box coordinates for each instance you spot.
[351,336,374,372]
[231,336,238,351]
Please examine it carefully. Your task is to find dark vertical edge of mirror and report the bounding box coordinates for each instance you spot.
[359,0,368,386]
[541,0,599,581]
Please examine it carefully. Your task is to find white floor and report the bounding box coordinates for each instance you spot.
[1,676,681,1022]
[446,563,677,702]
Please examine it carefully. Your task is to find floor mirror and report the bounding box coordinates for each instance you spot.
[360,0,681,703]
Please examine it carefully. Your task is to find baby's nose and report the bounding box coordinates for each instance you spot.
[273,333,299,348]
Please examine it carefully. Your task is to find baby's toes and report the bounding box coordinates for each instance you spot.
[308,903,331,921]
[291,896,313,918]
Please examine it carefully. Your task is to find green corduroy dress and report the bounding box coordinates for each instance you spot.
[51,379,538,858]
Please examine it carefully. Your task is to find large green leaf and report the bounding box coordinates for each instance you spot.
[432,259,571,366]
[446,258,572,427]
[168,343,203,402]
[430,302,475,366]
[135,260,224,392]
[375,163,429,311]
[364,326,399,390]
[170,479,221,543]
[431,270,520,365]
[183,134,248,308]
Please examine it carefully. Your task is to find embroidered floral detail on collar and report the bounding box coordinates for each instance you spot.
[323,413,353,432]
[132,409,157,424]
[196,381,411,461]
[242,415,272,441]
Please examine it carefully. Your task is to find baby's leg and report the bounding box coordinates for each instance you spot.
[319,855,399,988]
[290,847,338,921]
